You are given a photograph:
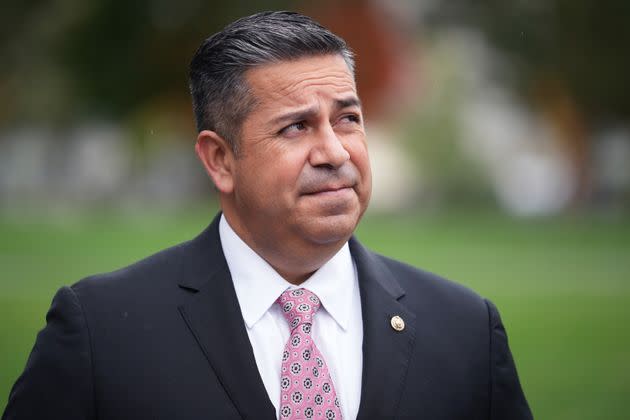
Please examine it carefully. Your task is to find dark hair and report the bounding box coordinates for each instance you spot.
[188,11,354,153]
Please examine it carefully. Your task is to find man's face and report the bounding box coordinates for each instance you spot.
[226,54,372,254]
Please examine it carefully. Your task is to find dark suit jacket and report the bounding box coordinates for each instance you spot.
[3,214,532,419]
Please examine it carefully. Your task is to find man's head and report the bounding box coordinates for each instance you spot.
[193,12,372,283]
[189,11,355,153]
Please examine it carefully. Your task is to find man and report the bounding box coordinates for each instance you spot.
[3,11,532,420]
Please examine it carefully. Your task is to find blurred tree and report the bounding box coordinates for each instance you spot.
[0,0,290,128]
[426,0,630,204]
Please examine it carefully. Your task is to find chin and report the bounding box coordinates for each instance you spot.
[303,212,360,246]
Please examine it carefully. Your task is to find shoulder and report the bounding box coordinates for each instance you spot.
[70,219,225,307]
[354,240,491,325]
[71,238,193,298]
[64,242,193,326]
[378,252,485,306]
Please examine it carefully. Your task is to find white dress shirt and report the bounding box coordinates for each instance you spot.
[219,215,363,420]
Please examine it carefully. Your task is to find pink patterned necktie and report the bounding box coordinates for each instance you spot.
[276,288,342,420]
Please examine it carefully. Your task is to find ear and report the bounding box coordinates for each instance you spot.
[195,130,235,194]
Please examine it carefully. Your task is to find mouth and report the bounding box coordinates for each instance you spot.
[302,184,354,196]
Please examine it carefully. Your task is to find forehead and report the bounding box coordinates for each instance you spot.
[245,54,357,109]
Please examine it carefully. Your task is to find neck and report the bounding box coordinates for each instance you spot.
[275,268,315,285]
[221,209,347,285]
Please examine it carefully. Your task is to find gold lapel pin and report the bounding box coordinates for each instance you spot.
[390,315,405,332]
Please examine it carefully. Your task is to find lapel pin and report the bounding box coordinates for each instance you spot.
[390,315,405,332]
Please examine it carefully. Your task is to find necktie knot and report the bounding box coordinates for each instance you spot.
[276,288,321,332]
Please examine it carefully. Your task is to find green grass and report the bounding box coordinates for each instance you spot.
[1,208,629,418]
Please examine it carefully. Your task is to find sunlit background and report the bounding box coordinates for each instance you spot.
[1,1,629,418]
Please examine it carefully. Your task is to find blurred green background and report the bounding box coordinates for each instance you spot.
[1,0,629,418]
[2,208,629,418]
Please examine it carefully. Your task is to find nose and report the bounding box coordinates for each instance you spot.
[309,125,350,169]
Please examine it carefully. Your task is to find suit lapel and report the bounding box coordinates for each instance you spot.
[350,238,418,420]
[177,215,276,420]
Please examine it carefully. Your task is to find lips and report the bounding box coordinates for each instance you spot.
[302,184,353,195]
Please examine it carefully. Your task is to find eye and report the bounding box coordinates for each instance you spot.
[279,121,306,136]
[339,114,361,125]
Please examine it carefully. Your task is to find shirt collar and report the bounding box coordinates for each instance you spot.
[219,214,355,331]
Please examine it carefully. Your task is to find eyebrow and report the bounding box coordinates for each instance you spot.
[270,96,362,126]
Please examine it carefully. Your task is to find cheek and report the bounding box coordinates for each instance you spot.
[237,152,305,200]
[348,141,371,177]
[348,140,372,204]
